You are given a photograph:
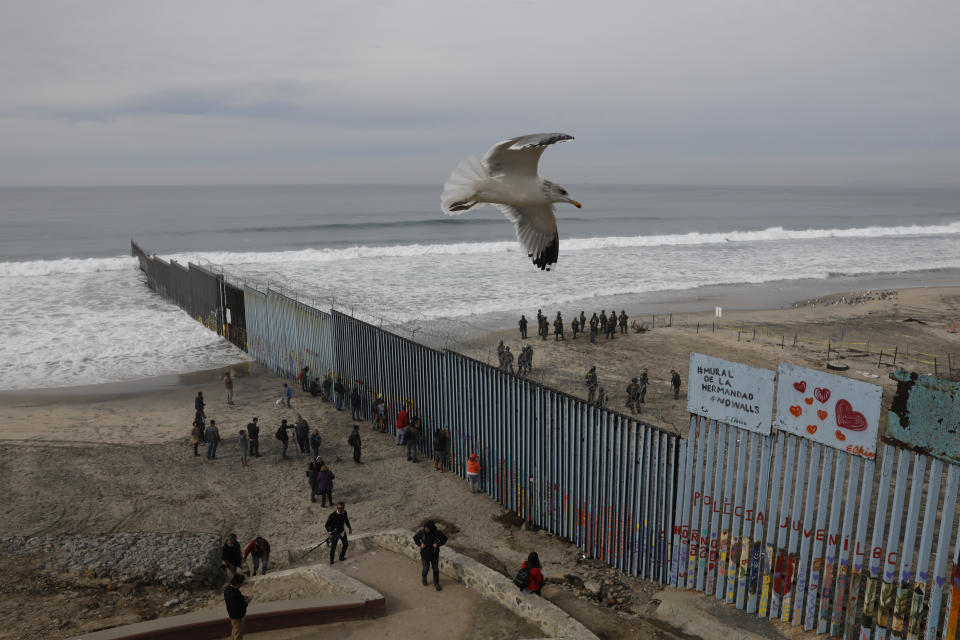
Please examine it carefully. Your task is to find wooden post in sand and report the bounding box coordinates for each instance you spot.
[696,322,700,334]
[780,335,785,349]
[793,333,798,347]
[878,349,884,367]
[892,346,898,366]
[934,357,938,376]
[669,314,673,327]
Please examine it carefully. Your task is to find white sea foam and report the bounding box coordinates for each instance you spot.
[3,219,960,390]
[0,256,135,278]
[173,221,960,266]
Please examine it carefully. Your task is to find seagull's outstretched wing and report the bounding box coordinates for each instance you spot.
[482,133,574,177]
[495,204,559,271]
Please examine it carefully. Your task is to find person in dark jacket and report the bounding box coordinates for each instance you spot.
[413,520,448,590]
[322,373,333,401]
[348,425,362,464]
[671,369,682,399]
[309,428,322,461]
[221,533,243,578]
[195,391,205,418]
[325,502,352,564]
[247,417,260,457]
[276,419,292,459]
[518,314,527,339]
[223,573,251,639]
[333,376,346,410]
[294,416,310,455]
[433,427,449,472]
[405,417,421,462]
[350,386,364,421]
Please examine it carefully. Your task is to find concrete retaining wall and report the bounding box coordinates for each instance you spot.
[290,529,598,639]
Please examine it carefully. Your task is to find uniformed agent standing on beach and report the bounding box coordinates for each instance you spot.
[502,346,515,373]
[579,311,587,334]
[553,312,564,341]
[519,315,528,339]
[626,378,640,414]
[589,314,599,344]
[571,317,579,339]
[585,366,598,404]
[671,369,682,400]
[639,368,649,404]
[619,310,628,334]
[599,310,607,335]
[606,309,617,339]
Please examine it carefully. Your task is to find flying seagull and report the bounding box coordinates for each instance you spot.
[441,133,581,271]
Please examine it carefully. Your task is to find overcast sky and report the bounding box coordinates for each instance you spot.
[1,1,959,186]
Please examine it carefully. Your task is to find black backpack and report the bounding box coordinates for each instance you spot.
[275,426,284,440]
[512,566,531,591]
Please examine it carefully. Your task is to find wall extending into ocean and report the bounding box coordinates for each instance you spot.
[132,240,960,639]
[131,240,680,583]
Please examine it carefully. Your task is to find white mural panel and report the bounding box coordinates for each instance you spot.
[774,362,882,458]
[687,352,775,434]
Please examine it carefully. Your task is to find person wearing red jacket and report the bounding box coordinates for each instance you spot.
[521,552,544,595]
[243,536,271,576]
[395,406,410,445]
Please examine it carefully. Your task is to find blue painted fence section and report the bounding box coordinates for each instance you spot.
[887,369,960,466]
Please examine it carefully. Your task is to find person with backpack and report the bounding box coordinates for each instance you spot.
[413,520,448,591]
[247,417,261,457]
[294,415,310,455]
[514,551,544,595]
[347,425,362,464]
[350,385,364,421]
[314,463,335,507]
[275,419,292,459]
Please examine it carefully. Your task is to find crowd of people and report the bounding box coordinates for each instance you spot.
[198,369,547,638]
[520,308,629,344]
[586,365,683,411]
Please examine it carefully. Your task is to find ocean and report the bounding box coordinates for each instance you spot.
[2,184,959,391]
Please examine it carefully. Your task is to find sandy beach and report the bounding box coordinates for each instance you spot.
[2,285,959,639]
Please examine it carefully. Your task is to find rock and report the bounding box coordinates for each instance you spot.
[163,599,180,608]
[583,580,602,598]
[564,574,584,589]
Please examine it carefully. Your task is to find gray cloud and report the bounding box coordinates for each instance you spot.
[1,0,959,186]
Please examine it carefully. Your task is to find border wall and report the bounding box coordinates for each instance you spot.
[131,241,679,582]
[131,241,960,639]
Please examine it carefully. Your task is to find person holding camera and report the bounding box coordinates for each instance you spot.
[325,502,352,564]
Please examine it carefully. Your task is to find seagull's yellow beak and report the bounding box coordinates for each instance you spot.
[568,199,582,209]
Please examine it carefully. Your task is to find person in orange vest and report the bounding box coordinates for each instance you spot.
[467,453,482,494]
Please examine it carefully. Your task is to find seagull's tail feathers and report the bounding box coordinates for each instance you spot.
[442,155,489,215]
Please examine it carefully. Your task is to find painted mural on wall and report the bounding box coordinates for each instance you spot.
[885,369,960,465]
[774,363,882,459]
[687,352,775,434]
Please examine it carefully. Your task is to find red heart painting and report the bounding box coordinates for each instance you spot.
[814,387,831,404]
[806,424,818,434]
[834,430,846,441]
[835,399,868,431]
[793,381,807,393]
[817,410,828,421]
[804,397,814,405]
[789,405,803,417]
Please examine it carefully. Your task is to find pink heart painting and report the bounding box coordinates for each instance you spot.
[814,387,831,404]
[835,399,868,431]
[793,381,806,393]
